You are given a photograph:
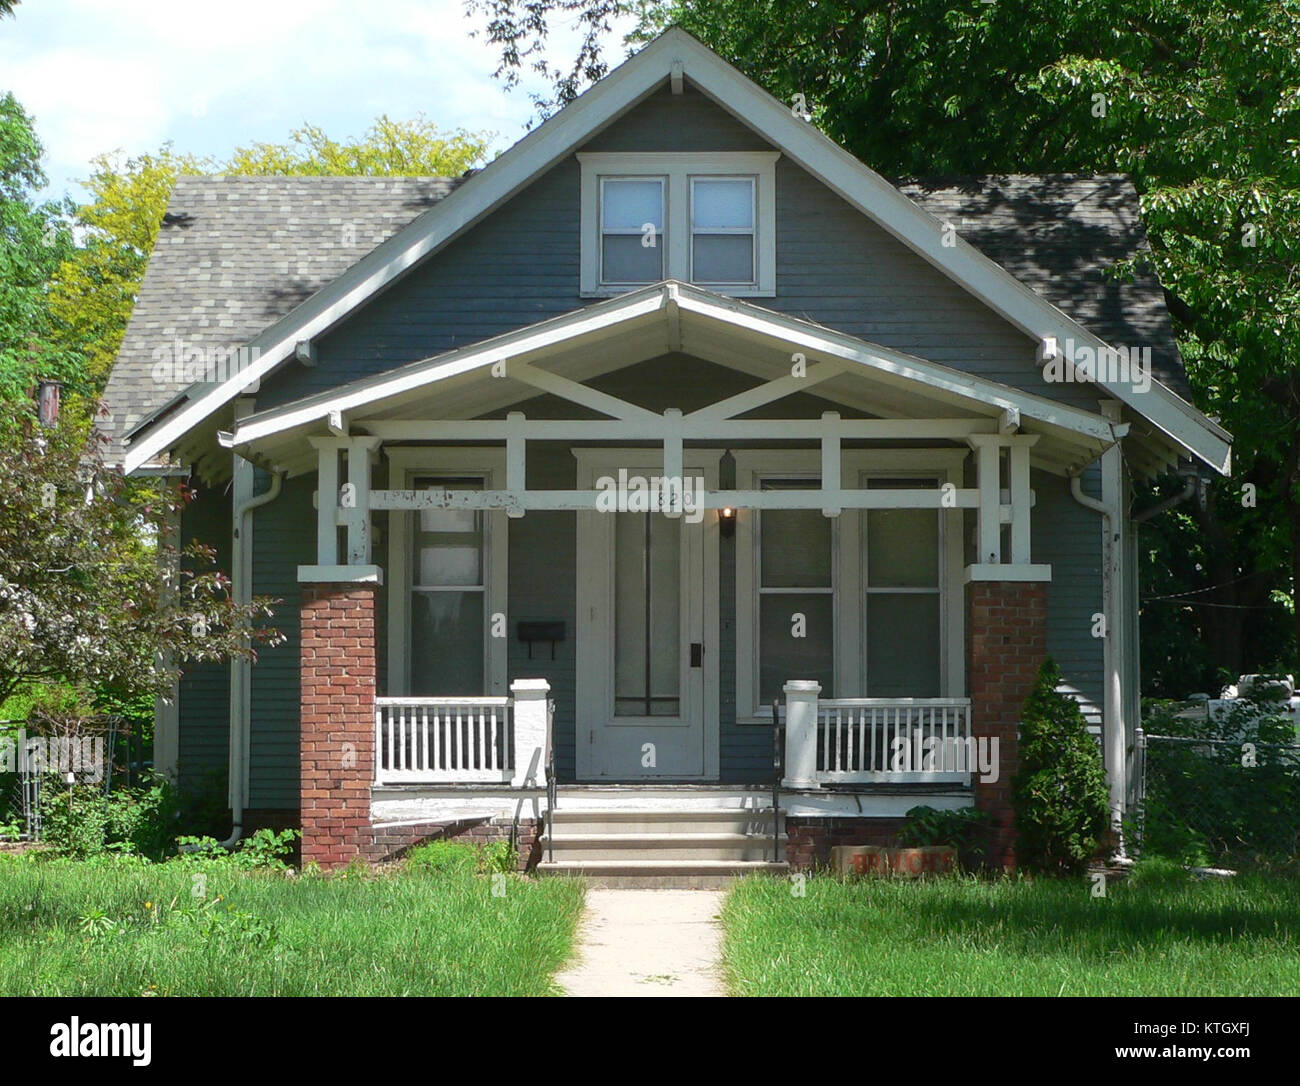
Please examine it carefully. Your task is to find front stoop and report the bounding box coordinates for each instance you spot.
[539,808,789,887]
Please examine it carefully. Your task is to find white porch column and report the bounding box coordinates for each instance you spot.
[782,680,821,789]
[510,678,551,788]
[1100,400,1127,848]
[309,436,342,565]
[345,436,382,565]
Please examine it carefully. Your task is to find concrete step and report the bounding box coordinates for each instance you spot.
[542,831,784,861]
[548,808,778,836]
[536,858,790,889]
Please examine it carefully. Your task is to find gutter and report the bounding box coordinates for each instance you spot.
[206,469,283,851]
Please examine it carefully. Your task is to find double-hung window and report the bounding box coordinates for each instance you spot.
[735,450,965,721]
[600,177,665,286]
[409,475,486,696]
[579,152,777,296]
[385,449,508,698]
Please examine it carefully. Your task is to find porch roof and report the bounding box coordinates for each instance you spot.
[227,280,1124,479]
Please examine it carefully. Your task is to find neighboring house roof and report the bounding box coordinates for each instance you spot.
[100,175,462,464]
[110,27,1230,476]
[897,175,1187,398]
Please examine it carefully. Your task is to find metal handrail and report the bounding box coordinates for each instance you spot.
[545,699,556,865]
[771,697,783,863]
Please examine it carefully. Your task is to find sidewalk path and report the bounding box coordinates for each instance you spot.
[556,889,727,997]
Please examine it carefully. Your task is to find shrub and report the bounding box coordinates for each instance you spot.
[39,776,178,860]
[1011,659,1110,874]
[897,805,988,858]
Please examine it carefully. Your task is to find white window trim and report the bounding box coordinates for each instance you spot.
[385,447,508,698]
[578,151,778,297]
[734,448,967,723]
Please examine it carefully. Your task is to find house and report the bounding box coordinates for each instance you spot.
[102,29,1232,875]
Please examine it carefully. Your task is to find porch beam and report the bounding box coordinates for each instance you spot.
[685,361,843,420]
[356,417,999,441]
[369,486,985,512]
[510,363,659,422]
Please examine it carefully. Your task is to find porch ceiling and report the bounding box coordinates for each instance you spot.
[228,281,1122,478]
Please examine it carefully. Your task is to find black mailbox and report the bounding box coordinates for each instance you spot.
[517,621,566,659]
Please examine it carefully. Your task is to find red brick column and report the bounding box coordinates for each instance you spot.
[966,579,1047,871]
[300,581,376,870]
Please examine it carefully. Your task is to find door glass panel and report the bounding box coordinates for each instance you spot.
[867,594,940,697]
[614,512,680,716]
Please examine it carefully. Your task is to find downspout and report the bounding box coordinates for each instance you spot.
[217,468,283,850]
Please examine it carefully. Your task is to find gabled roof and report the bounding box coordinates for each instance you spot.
[116,27,1230,476]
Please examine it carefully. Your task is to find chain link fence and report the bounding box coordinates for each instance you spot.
[1,715,137,843]
[1134,701,1300,865]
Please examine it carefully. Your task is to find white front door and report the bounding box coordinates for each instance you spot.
[575,451,720,780]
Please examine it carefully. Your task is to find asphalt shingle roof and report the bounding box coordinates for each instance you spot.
[101,171,1186,464]
[100,175,461,462]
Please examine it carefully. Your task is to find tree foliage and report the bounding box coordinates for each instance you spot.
[0,92,82,401]
[0,403,283,709]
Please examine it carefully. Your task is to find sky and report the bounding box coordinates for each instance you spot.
[0,0,641,202]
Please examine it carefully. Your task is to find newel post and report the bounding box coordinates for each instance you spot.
[510,678,550,788]
[782,680,821,788]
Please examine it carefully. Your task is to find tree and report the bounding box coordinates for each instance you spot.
[1012,660,1110,873]
[470,0,1300,681]
[0,402,282,710]
[0,92,83,401]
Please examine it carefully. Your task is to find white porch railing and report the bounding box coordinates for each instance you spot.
[374,679,551,787]
[783,681,973,786]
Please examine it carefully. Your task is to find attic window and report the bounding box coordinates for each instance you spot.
[579,151,778,297]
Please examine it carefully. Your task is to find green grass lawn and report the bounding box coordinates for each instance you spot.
[722,862,1300,996]
[0,854,585,996]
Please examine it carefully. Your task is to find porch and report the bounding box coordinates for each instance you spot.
[244,283,1068,870]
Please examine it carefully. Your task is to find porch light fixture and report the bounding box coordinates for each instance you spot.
[719,506,737,538]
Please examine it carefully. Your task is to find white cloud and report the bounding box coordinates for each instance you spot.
[0,0,639,200]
